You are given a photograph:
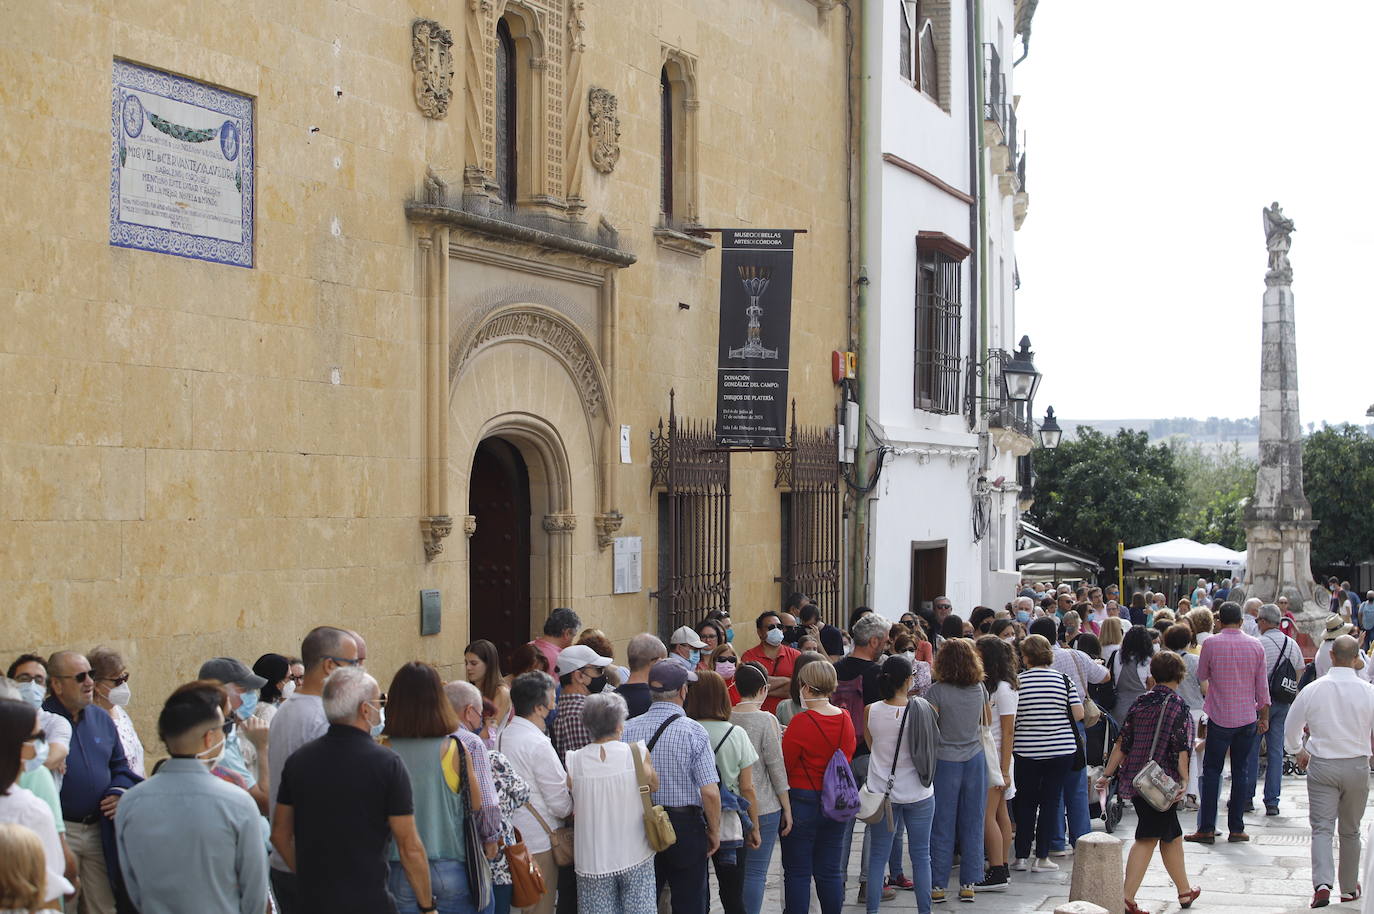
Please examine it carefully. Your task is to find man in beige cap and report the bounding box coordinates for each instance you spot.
[667,625,707,673]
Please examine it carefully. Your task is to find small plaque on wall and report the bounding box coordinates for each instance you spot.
[613,536,642,595]
[420,589,441,635]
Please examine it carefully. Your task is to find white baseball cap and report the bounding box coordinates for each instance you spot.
[669,626,707,649]
[555,644,615,676]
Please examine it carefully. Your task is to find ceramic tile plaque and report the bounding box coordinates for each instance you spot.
[110,60,254,267]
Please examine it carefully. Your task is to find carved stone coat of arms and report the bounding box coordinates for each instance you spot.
[588,87,621,174]
[412,19,454,119]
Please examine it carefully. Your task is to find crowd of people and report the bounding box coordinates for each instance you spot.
[1,584,1372,914]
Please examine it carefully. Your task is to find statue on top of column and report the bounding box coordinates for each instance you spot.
[1263,201,1295,283]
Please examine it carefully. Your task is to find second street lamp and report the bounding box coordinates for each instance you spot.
[1039,406,1062,450]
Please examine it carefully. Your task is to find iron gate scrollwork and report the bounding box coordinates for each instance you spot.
[650,390,731,636]
[775,403,842,628]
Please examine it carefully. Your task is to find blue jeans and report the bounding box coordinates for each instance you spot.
[865,798,933,914]
[888,814,906,877]
[389,859,475,914]
[1050,721,1091,850]
[741,809,781,914]
[1197,720,1257,835]
[781,790,846,914]
[929,754,987,889]
[1247,702,1291,807]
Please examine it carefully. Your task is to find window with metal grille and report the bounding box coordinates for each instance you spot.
[914,246,963,414]
[899,1,914,80]
[775,411,841,628]
[650,393,731,638]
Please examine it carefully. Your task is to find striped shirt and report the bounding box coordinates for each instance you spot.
[1196,627,1270,728]
[1050,645,1108,701]
[1012,667,1080,759]
[622,703,719,808]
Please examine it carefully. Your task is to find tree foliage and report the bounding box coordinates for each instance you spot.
[1304,424,1374,569]
[1028,427,1185,573]
[1174,444,1256,551]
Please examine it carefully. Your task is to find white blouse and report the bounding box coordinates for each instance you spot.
[110,705,146,778]
[864,702,934,805]
[565,740,654,876]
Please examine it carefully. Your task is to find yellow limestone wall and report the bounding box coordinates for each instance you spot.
[0,0,851,742]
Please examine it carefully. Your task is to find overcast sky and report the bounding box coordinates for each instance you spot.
[1013,1,1374,426]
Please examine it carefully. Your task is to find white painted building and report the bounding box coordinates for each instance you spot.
[854,0,1043,619]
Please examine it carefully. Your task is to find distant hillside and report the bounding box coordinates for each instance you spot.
[1060,417,1374,458]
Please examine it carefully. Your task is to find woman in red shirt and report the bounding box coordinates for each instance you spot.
[780,660,855,914]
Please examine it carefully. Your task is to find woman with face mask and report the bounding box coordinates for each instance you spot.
[88,645,145,778]
[709,643,741,704]
[0,696,74,907]
[251,653,294,726]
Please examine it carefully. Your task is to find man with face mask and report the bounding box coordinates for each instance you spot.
[267,625,360,913]
[499,671,574,914]
[115,680,268,914]
[552,645,614,766]
[7,654,71,784]
[741,611,802,714]
[272,667,434,914]
[198,656,271,817]
[668,626,708,672]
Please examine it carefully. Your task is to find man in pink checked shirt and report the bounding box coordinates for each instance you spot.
[1185,601,1270,844]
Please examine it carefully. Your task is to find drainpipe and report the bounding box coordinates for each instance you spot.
[967,0,986,411]
[848,0,879,610]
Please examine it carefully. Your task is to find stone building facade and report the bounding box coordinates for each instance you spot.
[0,0,851,733]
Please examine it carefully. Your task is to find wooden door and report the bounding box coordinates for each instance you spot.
[468,438,531,669]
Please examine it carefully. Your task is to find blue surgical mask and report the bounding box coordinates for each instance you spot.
[24,737,48,773]
[1016,611,1030,624]
[688,649,701,667]
[725,628,735,643]
[369,703,385,739]
[236,689,258,721]
[18,681,44,709]
[765,627,784,647]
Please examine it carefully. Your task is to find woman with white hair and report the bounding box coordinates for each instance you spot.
[565,691,659,914]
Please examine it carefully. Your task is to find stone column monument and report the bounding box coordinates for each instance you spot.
[1232,203,1326,638]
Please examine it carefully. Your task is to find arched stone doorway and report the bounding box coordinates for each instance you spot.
[468,437,532,665]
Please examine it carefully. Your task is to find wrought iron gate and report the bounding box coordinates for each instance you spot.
[650,391,731,636]
[775,405,842,627]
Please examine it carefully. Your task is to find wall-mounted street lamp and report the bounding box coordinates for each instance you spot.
[1002,335,1042,402]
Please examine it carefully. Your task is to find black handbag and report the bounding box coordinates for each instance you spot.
[1062,673,1086,771]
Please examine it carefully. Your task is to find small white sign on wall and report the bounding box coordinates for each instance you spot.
[620,424,632,463]
[613,536,642,594]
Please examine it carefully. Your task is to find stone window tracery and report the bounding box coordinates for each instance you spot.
[659,49,699,230]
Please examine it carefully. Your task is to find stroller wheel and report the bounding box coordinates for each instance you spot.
[1104,790,1123,833]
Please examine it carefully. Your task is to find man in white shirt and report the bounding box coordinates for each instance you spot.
[1284,635,1374,908]
[1248,604,1303,816]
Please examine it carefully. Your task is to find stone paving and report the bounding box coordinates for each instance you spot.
[717,771,1374,914]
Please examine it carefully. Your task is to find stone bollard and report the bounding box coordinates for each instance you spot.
[1068,831,1125,914]
[1055,903,1110,914]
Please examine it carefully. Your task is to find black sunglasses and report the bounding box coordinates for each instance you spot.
[763,623,783,631]
[325,656,362,667]
[55,671,92,683]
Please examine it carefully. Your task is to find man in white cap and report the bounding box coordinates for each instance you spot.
[551,644,614,765]
[667,626,707,673]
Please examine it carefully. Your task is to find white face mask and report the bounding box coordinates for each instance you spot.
[281,680,296,700]
[107,683,132,707]
[198,734,226,769]
[1001,635,1016,645]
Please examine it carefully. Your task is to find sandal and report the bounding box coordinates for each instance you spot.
[1179,887,1202,909]
[1125,899,1149,914]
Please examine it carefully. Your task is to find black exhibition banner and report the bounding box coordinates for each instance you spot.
[715,229,795,448]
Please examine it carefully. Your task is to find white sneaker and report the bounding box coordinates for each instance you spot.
[1012,858,1028,872]
[1031,858,1059,872]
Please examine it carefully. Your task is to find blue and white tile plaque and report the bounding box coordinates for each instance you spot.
[110,60,254,268]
